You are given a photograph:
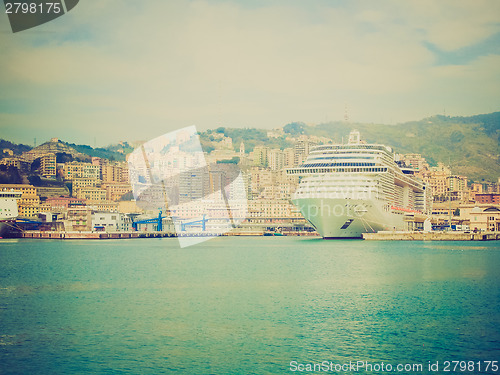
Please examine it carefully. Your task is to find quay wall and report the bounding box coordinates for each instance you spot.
[13,230,317,239]
[363,231,500,241]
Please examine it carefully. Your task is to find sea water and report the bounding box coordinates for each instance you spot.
[0,237,499,374]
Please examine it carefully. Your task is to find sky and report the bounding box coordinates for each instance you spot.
[0,0,499,146]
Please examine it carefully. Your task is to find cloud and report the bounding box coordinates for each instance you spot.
[0,0,499,145]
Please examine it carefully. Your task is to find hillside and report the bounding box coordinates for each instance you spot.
[63,141,133,161]
[22,139,91,162]
[202,112,500,182]
[1,112,499,182]
[0,139,32,157]
[4,138,133,163]
[309,113,500,182]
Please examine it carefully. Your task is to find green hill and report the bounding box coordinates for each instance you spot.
[309,113,500,182]
[2,112,499,182]
[203,112,500,182]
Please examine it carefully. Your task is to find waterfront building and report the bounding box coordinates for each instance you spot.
[169,198,246,220]
[91,212,133,232]
[18,204,40,218]
[468,205,500,231]
[430,201,461,220]
[65,207,92,231]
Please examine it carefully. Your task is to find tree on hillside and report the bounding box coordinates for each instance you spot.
[0,165,22,184]
[56,152,73,163]
[283,122,306,135]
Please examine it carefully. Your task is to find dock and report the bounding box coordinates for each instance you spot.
[10,230,318,240]
[362,231,500,241]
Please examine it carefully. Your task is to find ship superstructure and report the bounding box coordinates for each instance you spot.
[287,130,432,238]
[0,189,22,237]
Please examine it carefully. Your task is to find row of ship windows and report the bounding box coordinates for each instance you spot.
[313,145,390,151]
[311,149,382,154]
[291,167,388,174]
[303,162,378,167]
[307,157,376,162]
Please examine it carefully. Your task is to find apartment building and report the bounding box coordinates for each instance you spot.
[268,149,284,171]
[40,153,56,178]
[0,157,30,170]
[75,187,107,202]
[401,153,429,171]
[102,183,132,201]
[63,162,100,181]
[474,193,500,204]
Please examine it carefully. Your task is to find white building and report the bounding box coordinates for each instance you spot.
[91,212,133,232]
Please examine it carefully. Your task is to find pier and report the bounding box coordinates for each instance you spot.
[11,229,318,240]
[362,231,500,241]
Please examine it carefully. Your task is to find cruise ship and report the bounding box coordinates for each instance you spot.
[287,130,432,238]
[0,189,22,237]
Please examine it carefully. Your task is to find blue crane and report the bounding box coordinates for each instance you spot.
[180,215,207,231]
[132,211,165,231]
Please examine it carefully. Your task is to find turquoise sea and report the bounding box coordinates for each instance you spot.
[0,237,499,374]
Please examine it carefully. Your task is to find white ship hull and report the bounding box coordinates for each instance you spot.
[293,197,405,238]
[287,131,432,239]
[0,190,22,237]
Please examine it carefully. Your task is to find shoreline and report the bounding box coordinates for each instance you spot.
[4,230,320,240]
[362,231,500,241]
[2,230,500,241]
